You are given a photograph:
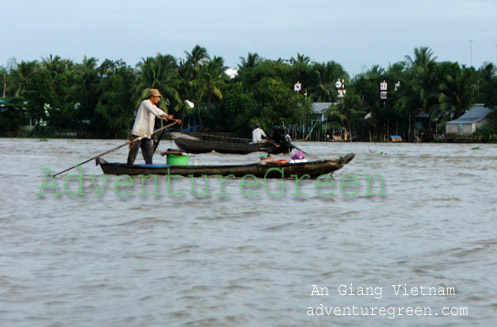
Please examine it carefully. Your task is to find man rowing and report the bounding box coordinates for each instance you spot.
[127,89,181,165]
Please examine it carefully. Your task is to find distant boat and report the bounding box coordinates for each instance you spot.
[171,132,293,154]
[96,153,355,178]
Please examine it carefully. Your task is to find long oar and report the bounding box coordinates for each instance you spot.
[153,100,193,152]
[152,127,167,153]
[53,121,178,177]
[288,141,308,155]
[265,136,281,149]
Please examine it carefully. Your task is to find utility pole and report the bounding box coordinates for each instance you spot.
[2,72,5,98]
[469,40,473,67]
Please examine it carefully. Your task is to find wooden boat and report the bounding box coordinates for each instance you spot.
[96,153,355,178]
[171,132,293,154]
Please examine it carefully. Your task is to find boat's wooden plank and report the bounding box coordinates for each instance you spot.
[97,153,355,178]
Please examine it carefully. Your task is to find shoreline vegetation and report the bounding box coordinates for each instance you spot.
[1,45,496,143]
[2,133,496,144]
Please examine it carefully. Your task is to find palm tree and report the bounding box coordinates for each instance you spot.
[94,63,137,138]
[176,58,196,125]
[478,62,496,80]
[405,47,437,68]
[41,54,72,78]
[10,60,39,96]
[326,91,364,141]
[191,56,228,111]
[73,56,100,124]
[310,61,348,102]
[349,65,387,139]
[185,45,209,80]
[436,65,476,122]
[404,47,440,135]
[290,52,311,83]
[235,53,264,87]
[477,62,497,107]
[405,47,439,111]
[190,56,229,127]
[290,53,310,65]
[238,52,261,69]
[135,54,181,111]
[41,54,74,111]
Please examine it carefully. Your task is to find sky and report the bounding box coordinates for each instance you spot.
[2,0,497,76]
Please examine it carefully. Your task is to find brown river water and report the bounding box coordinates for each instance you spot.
[0,138,496,326]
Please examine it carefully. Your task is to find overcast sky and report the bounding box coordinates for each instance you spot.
[2,0,496,76]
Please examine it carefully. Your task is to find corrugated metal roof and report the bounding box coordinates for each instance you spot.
[312,102,333,114]
[446,106,492,124]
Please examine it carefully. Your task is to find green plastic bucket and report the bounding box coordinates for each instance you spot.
[167,153,190,165]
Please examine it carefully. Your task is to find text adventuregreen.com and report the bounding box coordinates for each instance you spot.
[37,166,386,197]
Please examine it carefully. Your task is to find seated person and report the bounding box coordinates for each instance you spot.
[252,124,267,143]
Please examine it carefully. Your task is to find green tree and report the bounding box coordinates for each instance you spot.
[326,90,365,141]
[236,58,292,89]
[185,44,209,80]
[135,54,181,113]
[72,56,101,131]
[290,52,311,82]
[405,47,439,115]
[210,82,257,136]
[94,64,136,138]
[477,63,497,107]
[402,47,440,136]
[382,62,411,139]
[238,52,262,70]
[22,69,57,132]
[435,63,476,123]
[0,97,29,133]
[190,56,229,127]
[10,60,39,96]
[350,65,385,140]
[309,61,348,102]
[41,54,73,86]
[176,58,196,125]
[40,54,76,128]
[251,77,311,132]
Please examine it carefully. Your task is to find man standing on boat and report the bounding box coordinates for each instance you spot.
[127,89,181,165]
[252,124,267,143]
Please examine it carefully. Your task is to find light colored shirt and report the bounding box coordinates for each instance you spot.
[131,99,167,137]
[252,127,266,143]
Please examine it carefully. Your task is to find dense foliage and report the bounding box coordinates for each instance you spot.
[1,46,496,141]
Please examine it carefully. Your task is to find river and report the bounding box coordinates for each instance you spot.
[0,138,496,326]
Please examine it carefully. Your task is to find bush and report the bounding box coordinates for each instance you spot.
[473,124,495,143]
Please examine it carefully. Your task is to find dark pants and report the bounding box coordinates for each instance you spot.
[127,136,154,165]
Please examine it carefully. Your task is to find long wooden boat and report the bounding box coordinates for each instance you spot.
[96,153,355,178]
[171,132,292,154]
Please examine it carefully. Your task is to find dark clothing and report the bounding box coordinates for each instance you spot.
[127,135,154,165]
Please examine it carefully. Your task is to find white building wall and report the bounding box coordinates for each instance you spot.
[445,123,476,136]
